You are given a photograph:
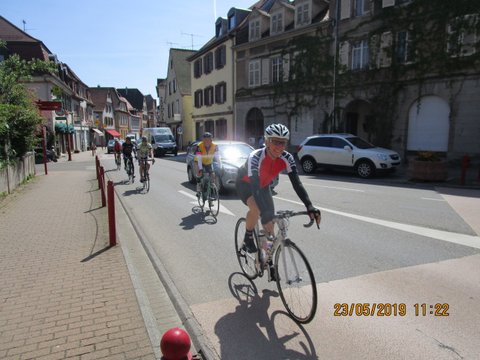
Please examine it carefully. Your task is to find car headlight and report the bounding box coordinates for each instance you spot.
[376,153,388,161]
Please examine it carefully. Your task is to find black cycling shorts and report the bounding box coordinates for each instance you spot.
[236,179,252,205]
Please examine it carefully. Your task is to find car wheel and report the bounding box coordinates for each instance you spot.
[301,157,316,174]
[188,166,196,184]
[356,160,375,178]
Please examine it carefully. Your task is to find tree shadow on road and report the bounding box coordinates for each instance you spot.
[213,273,317,359]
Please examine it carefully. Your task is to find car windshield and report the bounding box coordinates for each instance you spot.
[154,134,174,142]
[346,136,375,149]
[219,143,252,160]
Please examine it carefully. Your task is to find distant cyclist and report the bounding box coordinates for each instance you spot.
[122,137,136,179]
[113,139,122,165]
[137,136,155,183]
[236,123,321,253]
[194,132,222,197]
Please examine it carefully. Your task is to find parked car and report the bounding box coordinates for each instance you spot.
[186,140,254,193]
[297,133,401,178]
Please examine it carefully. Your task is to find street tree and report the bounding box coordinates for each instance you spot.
[0,41,56,166]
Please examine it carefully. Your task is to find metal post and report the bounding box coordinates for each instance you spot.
[42,126,48,175]
[100,166,106,207]
[107,181,116,246]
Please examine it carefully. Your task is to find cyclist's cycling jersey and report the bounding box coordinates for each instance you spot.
[114,141,122,153]
[137,142,152,159]
[122,142,135,156]
[237,147,312,224]
[194,142,221,170]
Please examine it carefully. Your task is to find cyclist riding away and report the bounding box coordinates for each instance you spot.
[236,124,321,278]
[137,136,155,183]
[113,138,122,164]
[194,132,222,198]
[122,137,136,179]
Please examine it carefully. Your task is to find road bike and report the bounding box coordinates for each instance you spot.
[197,172,220,217]
[114,152,121,171]
[234,210,319,324]
[125,155,134,184]
[139,158,154,192]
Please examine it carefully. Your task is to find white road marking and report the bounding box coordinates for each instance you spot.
[304,183,365,192]
[178,190,235,216]
[274,196,480,249]
[421,197,446,202]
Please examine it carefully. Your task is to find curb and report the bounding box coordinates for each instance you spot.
[104,168,220,360]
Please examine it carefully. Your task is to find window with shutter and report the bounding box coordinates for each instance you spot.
[248,60,261,87]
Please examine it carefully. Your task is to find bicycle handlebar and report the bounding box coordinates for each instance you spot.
[275,210,321,229]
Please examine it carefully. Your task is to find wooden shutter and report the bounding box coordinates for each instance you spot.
[378,31,392,67]
[338,41,350,73]
[340,0,351,20]
[282,54,290,81]
[261,58,270,85]
[382,0,395,8]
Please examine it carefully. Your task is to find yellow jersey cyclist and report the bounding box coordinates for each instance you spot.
[194,132,222,197]
[137,136,155,182]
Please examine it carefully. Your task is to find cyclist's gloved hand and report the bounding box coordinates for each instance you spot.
[307,204,321,228]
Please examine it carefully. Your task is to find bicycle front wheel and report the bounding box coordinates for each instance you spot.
[275,239,317,324]
[234,218,258,280]
[208,183,220,217]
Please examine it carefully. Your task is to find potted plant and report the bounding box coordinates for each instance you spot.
[410,151,448,181]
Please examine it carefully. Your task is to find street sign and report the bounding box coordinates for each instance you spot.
[36,101,62,111]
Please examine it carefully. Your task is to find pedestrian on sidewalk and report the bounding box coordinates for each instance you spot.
[91,141,96,156]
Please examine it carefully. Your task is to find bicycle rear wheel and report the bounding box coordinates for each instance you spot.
[208,182,220,217]
[116,155,121,171]
[128,161,134,183]
[197,188,205,209]
[275,239,317,324]
[234,218,258,280]
[144,168,150,192]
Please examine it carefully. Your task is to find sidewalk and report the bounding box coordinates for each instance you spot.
[0,151,182,360]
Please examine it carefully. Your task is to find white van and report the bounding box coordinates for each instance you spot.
[142,127,178,157]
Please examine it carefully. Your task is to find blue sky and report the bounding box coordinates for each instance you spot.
[2,0,256,98]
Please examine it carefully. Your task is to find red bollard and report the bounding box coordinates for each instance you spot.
[100,166,106,207]
[107,180,116,246]
[96,156,101,188]
[160,328,192,360]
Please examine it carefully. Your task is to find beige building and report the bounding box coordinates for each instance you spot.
[163,48,196,148]
[188,8,251,141]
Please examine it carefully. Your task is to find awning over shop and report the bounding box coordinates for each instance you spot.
[105,129,121,138]
[92,128,104,136]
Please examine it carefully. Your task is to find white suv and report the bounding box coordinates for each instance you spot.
[297,133,401,178]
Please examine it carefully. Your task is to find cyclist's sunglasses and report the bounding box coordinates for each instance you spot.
[269,138,288,146]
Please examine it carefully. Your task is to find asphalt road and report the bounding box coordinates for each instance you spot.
[103,153,480,360]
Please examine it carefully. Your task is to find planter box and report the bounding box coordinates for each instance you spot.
[410,160,448,181]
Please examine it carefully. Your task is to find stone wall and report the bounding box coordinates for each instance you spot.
[0,152,35,194]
